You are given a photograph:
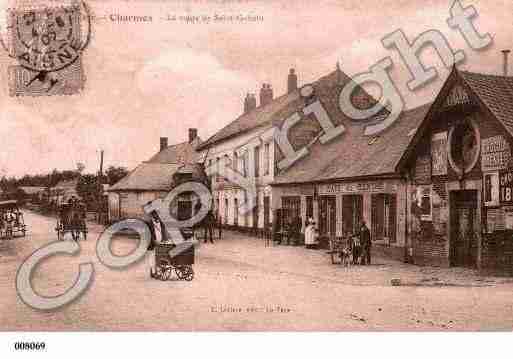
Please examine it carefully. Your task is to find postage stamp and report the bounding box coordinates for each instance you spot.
[4,2,89,96]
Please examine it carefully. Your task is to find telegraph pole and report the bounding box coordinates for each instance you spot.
[97,149,104,223]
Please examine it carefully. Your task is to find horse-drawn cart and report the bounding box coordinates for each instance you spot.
[56,201,87,241]
[0,200,27,240]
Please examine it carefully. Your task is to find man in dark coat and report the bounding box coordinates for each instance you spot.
[360,220,371,265]
[203,210,215,244]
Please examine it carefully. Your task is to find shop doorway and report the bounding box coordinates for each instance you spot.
[450,190,478,268]
[263,196,270,230]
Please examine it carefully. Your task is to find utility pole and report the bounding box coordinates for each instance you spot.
[97,149,104,223]
[99,150,104,178]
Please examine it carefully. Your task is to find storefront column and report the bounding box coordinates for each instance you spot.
[313,197,319,225]
[336,194,343,237]
[363,193,371,226]
[300,195,307,232]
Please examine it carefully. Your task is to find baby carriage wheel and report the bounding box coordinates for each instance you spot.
[175,265,194,281]
[162,266,173,281]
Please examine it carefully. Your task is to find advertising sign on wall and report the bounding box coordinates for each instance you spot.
[484,172,500,207]
[414,155,431,184]
[482,135,511,172]
[431,132,448,176]
[499,170,513,205]
[318,181,398,195]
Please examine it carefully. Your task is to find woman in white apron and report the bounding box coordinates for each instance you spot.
[304,217,318,249]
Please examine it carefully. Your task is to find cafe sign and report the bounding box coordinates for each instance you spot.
[499,170,513,204]
[318,181,398,195]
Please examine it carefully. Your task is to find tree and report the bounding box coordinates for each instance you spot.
[105,166,129,185]
[76,162,86,174]
[76,174,98,209]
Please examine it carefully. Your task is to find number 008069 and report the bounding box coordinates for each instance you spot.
[14,342,46,351]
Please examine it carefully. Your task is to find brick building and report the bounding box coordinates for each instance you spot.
[401,66,513,274]
[107,129,205,221]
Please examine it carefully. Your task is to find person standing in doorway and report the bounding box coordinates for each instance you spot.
[360,221,371,265]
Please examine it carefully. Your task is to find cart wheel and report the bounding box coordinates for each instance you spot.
[176,265,194,281]
[161,267,172,281]
[152,267,163,280]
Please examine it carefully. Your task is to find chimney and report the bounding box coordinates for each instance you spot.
[259,83,273,107]
[503,50,510,76]
[243,93,257,113]
[188,128,198,143]
[160,137,168,151]
[287,68,298,93]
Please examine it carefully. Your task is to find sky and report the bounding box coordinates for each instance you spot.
[0,0,511,177]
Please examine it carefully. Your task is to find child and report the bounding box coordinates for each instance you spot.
[352,231,361,264]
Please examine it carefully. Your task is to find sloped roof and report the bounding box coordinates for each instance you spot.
[459,70,513,136]
[196,69,380,151]
[272,103,431,185]
[147,137,202,164]
[19,186,46,194]
[54,179,78,189]
[108,163,181,191]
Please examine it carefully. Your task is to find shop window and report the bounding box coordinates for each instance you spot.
[320,195,337,236]
[371,193,397,243]
[342,195,362,235]
[234,198,239,226]
[282,196,301,230]
[306,196,314,220]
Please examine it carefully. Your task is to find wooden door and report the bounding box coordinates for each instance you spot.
[263,196,270,229]
[450,190,478,267]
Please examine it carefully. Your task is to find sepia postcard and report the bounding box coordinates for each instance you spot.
[1,0,513,355]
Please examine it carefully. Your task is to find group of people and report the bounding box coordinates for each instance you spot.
[349,221,372,265]
[304,218,372,265]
